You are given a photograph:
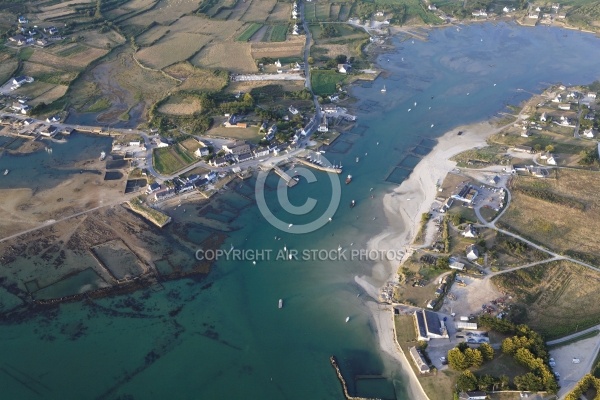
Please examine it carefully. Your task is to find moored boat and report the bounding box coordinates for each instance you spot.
[3,169,8,176]
[350,200,355,208]
[278,299,283,309]
[100,151,106,161]
[345,175,352,184]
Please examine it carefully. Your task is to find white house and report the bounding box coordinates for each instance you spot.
[194,147,210,157]
[338,64,351,74]
[552,94,562,103]
[466,244,479,261]
[428,4,437,10]
[155,138,169,148]
[274,59,282,68]
[462,224,477,238]
[318,115,328,132]
[289,105,299,115]
[18,16,27,24]
[449,261,465,271]
[583,128,595,138]
[558,104,571,111]
[587,92,597,99]
[546,155,557,165]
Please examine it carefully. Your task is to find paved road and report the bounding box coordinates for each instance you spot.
[547,325,600,346]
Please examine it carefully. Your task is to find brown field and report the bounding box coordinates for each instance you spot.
[39,0,93,12]
[0,60,18,85]
[38,9,77,21]
[179,138,202,153]
[31,85,69,106]
[158,94,203,115]
[13,81,57,99]
[28,48,104,71]
[169,16,244,39]
[21,61,76,81]
[206,125,262,142]
[136,25,171,46]
[492,260,600,339]
[192,42,257,73]
[82,29,126,48]
[251,37,304,58]
[208,0,237,17]
[267,2,292,22]
[136,32,212,69]
[122,0,158,10]
[226,0,253,21]
[242,0,278,22]
[225,79,304,94]
[164,62,227,92]
[500,169,600,262]
[127,0,203,25]
[318,43,352,58]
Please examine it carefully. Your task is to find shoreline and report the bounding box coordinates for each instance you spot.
[357,121,495,400]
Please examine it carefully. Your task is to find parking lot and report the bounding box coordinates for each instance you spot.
[470,181,506,212]
[550,334,600,397]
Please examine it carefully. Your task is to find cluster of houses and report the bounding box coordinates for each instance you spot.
[0,115,68,138]
[147,171,218,201]
[8,16,62,48]
[209,140,293,167]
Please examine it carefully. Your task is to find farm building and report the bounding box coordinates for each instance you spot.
[413,309,448,341]
[462,224,477,238]
[449,261,465,271]
[452,185,478,205]
[455,321,478,330]
[409,346,430,374]
[459,391,487,400]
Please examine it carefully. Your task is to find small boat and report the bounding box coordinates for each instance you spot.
[345,316,350,323]
[345,175,352,184]
[293,175,300,182]
[381,85,386,93]
[355,157,359,163]
[278,299,283,309]
[99,151,106,161]
[337,245,342,252]
[3,169,8,176]
[350,200,356,208]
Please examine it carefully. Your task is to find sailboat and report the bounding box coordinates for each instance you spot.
[345,316,350,323]
[381,85,387,93]
[3,169,8,176]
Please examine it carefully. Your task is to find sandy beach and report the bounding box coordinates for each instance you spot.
[357,120,497,400]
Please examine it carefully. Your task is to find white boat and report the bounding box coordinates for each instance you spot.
[337,245,342,252]
[99,151,106,161]
[278,299,283,309]
[356,157,359,163]
[345,316,350,323]
[3,169,8,176]
[381,85,386,93]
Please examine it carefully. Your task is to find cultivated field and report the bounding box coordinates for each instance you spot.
[492,260,600,339]
[0,59,18,85]
[500,169,600,264]
[205,125,261,143]
[126,0,202,26]
[192,42,257,73]
[136,25,171,46]
[250,37,304,59]
[153,145,195,175]
[241,0,278,22]
[267,2,293,21]
[136,32,212,69]
[158,94,203,115]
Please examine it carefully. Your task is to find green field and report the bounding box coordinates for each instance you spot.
[311,70,346,96]
[86,97,112,112]
[237,23,263,42]
[270,24,288,42]
[153,146,194,175]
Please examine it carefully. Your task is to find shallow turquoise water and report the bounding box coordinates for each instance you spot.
[1,22,600,400]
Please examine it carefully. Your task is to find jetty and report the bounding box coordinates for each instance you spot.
[330,356,379,400]
[295,157,342,174]
[272,165,298,187]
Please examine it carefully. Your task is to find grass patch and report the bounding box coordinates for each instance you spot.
[85,97,112,112]
[153,147,188,175]
[492,260,600,340]
[270,24,288,42]
[451,145,508,168]
[476,352,528,380]
[237,23,263,42]
[18,47,34,61]
[311,69,346,96]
